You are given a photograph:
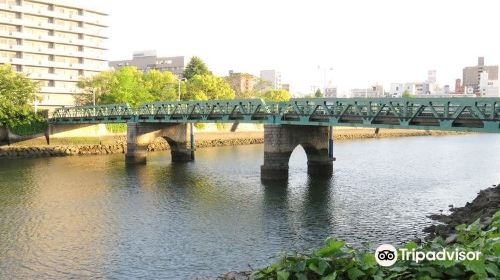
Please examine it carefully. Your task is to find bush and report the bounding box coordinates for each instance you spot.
[10,119,48,136]
[254,210,500,279]
[105,123,128,134]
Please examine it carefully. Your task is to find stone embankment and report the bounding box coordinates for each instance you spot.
[424,183,500,241]
[0,128,463,159]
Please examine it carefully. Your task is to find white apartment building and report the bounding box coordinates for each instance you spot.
[0,0,108,109]
[479,72,500,97]
[390,83,416,97]
[260,70,282,90]
[351,85,384,98]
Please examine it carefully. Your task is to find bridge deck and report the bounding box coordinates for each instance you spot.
[49,98,500,133]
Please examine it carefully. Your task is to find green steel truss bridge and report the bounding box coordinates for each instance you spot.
[50,98,500,133]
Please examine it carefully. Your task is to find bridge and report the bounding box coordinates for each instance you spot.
[49,97,500,180]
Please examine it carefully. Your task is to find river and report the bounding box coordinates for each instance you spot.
[0,134,499,279]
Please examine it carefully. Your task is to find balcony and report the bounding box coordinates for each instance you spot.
[40,86,81,94]
[0,43,105,60]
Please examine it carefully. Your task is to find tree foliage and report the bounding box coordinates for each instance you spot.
[259,89,292,102]
[76,67,183,106]
[184,74,235,101]
[183,56,211,80]
[0,64,40,128]
[315,88,323,98]
[402,90,415,98]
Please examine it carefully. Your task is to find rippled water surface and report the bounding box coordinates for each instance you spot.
[0,134,499,279]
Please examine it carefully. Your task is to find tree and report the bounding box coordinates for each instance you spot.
[183,56,211,80]
[402,90,414,98]
[314,88,323,98]
[0,64,40,128]
[143,70,180,101]
[259,89,291,102]
[184,74,235,101]
[77,67,155,106]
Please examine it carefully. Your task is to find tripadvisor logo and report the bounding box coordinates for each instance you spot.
[374,244,481,267]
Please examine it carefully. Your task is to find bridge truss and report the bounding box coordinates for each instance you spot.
[50,98,500,133]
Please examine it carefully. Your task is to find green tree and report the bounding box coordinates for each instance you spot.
[184,74,235,101]
[402,90,414,98]
[76,70,114,105]
[259,89,291,102]
[314,88,323,98]
[0,64,40,128]
[183,56,211,80]
[77,67,153,106]
[143,70,180,101]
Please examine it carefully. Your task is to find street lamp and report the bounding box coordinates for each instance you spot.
[317,65,333,95]
[178,77,187,101]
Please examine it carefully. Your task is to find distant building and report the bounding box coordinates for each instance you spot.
[0,0,108,108]
[427,70,437,83]
[444,85,450,94]
[324,87,337,98]
[455,79,463,94]
[351,85,384,98]
[109,50,185,78]
[260,70,282,90]
[226,70,255,98]
[463,57,498,95]
[479,72,500,97]
[281,83,290,92]
[390,83,416,97]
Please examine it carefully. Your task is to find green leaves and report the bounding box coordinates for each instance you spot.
[259,89,291,102]
[183,56,211,80]
[254,210,500,280]
[0,64,40,127]
[185,74,235,101]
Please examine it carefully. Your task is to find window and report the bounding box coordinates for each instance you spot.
[54,19,81,29]
[55,81,78,88]
[0,36,17,45]
[0,10,17,19]
[54,31,79,40]
[23,1,49,11]
[54,56,80,64]
[23,53,49,62]
[54,68,79,77]
[0,50,17,59]
[0,24,18,32]
[54,6,80,17]
[24,27,50,36]
[54,43,79,52]
[24,40,50,49]
[24,66,50,74]
[24,14,50,25]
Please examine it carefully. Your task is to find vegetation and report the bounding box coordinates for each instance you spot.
[254,210,500,279]
[184,74,235,101]
[183,56,211,80]
[0,64,41,129]
[105,123,128,134]
[76,67,182,106]
[259,89,292,102]
[402,90,415,98]
[315,89,323,98]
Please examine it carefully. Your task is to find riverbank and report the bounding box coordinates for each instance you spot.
[221,183,500,280]
[0,128,464,159]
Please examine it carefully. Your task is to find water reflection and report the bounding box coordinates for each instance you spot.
[0,134,499,279]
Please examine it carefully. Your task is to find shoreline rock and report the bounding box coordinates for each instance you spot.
[0,128,464,160]
[423,183,500,240]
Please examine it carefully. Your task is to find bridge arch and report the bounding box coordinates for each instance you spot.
[126,123,193,164]
[261,125,333,181]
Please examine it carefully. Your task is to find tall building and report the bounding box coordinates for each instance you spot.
[0,0,108,109]
[109,50,185,78]
[260,70,282,90]
[463,57,498,95]
[226,70,255,98]
[455,79,463,94]
[427,70,437,83]
[479,72,500,97]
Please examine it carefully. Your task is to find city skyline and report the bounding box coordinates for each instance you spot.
[86,0,500,94]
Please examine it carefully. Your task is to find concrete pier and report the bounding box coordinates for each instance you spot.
[126,123,193,164]
[261,125,333,181]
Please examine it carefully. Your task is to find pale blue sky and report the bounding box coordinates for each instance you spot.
[87,0,500,94]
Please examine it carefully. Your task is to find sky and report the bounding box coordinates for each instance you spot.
[85,0,500,95]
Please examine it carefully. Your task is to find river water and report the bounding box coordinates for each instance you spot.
[0,134,499,279]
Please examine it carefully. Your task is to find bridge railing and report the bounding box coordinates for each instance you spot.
[48,98,500,132]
